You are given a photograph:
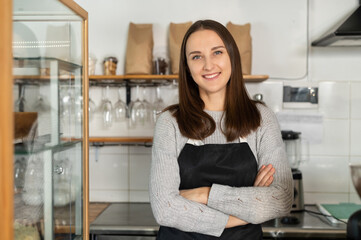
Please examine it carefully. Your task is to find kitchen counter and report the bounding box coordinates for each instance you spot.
[90,203,347,239]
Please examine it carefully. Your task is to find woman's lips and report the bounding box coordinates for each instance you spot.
[202,72,220,80]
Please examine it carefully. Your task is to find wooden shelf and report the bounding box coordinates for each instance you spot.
[14,75,77,82]
[89,137,153,143]
[89,74,268,83]
[90,74,178,80]
[14,74,269,83]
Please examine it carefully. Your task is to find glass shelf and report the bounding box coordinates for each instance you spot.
[14,57,82,71]
[14,139,82,155]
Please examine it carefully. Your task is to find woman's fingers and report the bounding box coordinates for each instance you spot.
[254,164,275,187]
[259,166,275,186]
[253,166,264,186]
[254,164,270,186]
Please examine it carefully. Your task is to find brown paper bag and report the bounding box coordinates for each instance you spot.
[226,22,252,75]
[169,21,192,74]
[125,23,153,74]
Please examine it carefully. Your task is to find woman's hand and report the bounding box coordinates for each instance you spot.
[225,165,275,229]
[179,186,210,205]
[225,215,248,228]
[254,164,275,187]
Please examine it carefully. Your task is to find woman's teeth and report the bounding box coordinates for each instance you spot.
[204,73,219,79]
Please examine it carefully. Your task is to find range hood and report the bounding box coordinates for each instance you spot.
[312,5,361,47]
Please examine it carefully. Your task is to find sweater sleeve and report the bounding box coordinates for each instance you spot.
[149,111,229,237]
[207,105,294,224]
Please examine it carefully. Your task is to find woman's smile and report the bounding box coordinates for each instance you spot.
[202,72,221,80]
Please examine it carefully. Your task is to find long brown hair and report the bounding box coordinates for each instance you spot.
[166,19,261,141]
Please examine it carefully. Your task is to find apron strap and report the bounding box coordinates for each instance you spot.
[186,139,204,146]
[187,137,247,145]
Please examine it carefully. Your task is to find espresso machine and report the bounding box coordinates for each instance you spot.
[281,130,304,212]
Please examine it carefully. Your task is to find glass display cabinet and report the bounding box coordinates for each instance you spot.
[1,0,89,239]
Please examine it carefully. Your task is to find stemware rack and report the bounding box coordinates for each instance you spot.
[88,74,268,145]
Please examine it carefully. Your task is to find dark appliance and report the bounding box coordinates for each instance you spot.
[282,130,304,212]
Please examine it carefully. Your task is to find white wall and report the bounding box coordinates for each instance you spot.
[77,0,308,78]
[74,0,361,204]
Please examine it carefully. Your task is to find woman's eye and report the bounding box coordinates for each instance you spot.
[191,55,201,60]
[214,50,222,55]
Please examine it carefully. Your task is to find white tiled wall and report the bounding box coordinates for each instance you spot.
[89,146,129,202]
[246,80,360,205]
[351,83,361,119]
[308,119,349,156]
[89,144,153,202]
[87,0,361,204]
[351,120,361,156]
[318,82,350,119]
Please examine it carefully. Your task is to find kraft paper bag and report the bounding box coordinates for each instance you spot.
[125,22,153,74]
[169,21,192,74]
[226,22,252,75]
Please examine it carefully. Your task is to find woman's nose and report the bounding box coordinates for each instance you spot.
[203,57,214,71]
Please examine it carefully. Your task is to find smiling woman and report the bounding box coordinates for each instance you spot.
[149,19,293,240]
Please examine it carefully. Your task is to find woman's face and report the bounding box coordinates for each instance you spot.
[185,29,232,101]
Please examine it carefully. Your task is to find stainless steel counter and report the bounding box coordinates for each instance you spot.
[262,205,346,239]
[90,203,347,239]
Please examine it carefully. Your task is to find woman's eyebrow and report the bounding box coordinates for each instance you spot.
[211,46,225,51]
[188,50,201,56]
[188,46,225,56]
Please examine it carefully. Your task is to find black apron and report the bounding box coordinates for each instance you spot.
[157,138,262,240]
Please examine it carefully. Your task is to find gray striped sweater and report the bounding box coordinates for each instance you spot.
[149,104,293,237]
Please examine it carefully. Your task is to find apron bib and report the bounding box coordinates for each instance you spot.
[157,138,262,240]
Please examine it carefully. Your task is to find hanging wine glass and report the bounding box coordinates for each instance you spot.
[141,86,153,126]
[170,79,179,104]
[89,96,96,121]
[100,85,113,128]
[129,84,146,129]
[60,86,74,118]
[14,84,28,112]
[152,85,166,123]
[114,87,127,122]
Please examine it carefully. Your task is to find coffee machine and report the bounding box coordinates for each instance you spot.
[281,130,304,212]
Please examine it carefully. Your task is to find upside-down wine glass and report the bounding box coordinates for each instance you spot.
[141,86,153,126]
[15,84,28,112]
[101,85,113,128]
[129,84,146,129]
[89,95,96,121]
[152,85,166,123]
[114,87,127,122]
